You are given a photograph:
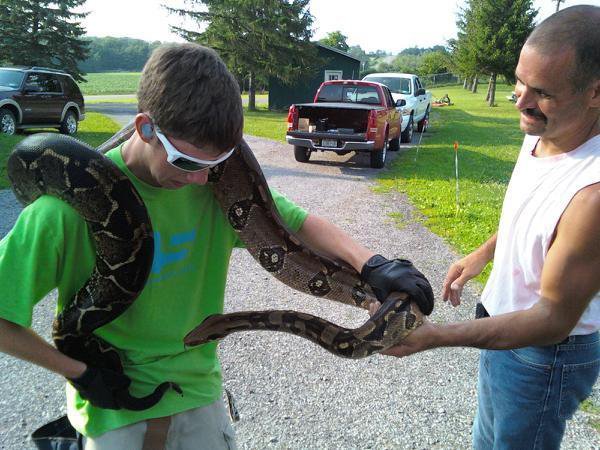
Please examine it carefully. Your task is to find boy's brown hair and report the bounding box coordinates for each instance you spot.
[137,43,243,153]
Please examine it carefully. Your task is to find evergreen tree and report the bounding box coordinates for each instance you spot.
[0,0,89,81]
[165,0,319,111]
[318,31,349,52]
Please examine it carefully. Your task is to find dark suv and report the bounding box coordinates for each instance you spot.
[0,67,85,135]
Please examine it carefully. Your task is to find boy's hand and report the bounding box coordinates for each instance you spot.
[68,366,131,409]
[361,255,434,315]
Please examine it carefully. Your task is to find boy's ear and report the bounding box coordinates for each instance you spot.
[141,123,154,139]
[135,114,154,142]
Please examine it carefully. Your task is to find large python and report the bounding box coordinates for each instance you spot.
[8,125,423,410]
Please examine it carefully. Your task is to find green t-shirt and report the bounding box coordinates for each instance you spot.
[0,145,307,437]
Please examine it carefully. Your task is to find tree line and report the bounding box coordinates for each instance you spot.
[1,0,541,108]
[80,37,163,73]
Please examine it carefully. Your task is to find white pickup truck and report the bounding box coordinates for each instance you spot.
[362,73,432,143]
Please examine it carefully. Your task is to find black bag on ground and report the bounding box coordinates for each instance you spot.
[31,415,82,450]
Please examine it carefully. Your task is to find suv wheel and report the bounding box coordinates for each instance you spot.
[59,110,78,135]
[0,109,17,135]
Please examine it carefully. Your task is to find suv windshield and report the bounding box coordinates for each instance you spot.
[364,76,411,95]
[0,69,24,89]
[317,84,381,105]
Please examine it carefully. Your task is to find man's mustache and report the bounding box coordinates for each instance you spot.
[521,108,547,122]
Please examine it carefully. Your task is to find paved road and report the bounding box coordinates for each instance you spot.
[0,111,598,448]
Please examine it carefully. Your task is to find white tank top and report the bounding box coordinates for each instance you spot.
[481,134,600,335]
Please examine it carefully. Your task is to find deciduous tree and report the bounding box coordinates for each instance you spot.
[318,31,349,52]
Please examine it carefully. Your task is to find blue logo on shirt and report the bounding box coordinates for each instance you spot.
[150,229,197,280]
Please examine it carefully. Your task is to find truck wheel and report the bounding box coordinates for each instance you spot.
[294,146,311,163]
[0,109,17,135]
[370,138,387,169]
[400,116,413,143]
[417,108,429,132]
[389,134,400,151]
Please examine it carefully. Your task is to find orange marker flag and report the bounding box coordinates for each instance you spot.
[454,141,459,151]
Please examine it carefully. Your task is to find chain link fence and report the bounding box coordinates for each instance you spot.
[420,72,492,88]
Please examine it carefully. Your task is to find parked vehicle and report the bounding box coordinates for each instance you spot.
[0,66,85,136]
[286,80,404,169]
[362,73,432,143]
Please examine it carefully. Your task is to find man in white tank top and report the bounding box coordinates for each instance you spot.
[376,5,600,449]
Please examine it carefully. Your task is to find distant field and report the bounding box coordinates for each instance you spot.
[79,72,142,95]
[79,72,270,99]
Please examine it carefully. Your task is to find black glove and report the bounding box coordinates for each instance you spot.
[68,366,131,410]
[361,254,434,315]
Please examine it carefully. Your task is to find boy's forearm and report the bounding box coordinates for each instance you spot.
[296,214,374,272]
[0,318,86,379]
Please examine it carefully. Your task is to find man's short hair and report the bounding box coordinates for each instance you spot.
[525,5,600,90]
[137,43,243,152]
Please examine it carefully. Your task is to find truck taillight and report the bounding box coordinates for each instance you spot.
[366,110,378,140]
[287,105,298,131]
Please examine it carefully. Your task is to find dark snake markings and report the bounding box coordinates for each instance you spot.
[8,128,423,411]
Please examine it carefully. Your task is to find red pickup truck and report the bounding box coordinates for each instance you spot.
[286,80,404,168]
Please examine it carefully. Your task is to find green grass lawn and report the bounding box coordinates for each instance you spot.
[376,83,522,281]
[243,105,287,142]
[0,112,122,189]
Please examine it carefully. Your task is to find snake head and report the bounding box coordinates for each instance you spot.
[184,314,228,347]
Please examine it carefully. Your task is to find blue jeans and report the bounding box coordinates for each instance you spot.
[473,332,600,450]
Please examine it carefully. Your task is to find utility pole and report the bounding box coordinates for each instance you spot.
[555,0,565,12]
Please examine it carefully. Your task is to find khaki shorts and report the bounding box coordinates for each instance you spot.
[83,400,237,450]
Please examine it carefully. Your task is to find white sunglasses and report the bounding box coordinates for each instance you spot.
[154,127,235,172]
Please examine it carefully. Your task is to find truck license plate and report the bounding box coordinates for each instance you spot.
[322,139,337,148]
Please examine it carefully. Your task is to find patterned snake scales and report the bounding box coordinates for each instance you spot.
[7,125,423,410]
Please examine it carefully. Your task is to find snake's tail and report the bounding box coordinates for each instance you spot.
[116,382,182,411]
[184,297,421,359]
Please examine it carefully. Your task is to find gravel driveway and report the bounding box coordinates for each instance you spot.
[1,133,598,449]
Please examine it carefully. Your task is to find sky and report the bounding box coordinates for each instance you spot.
[79,0,600,55]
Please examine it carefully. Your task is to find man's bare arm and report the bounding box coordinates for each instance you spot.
[385,183,600,356]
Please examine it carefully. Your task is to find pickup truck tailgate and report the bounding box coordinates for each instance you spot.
[295,103,382,134]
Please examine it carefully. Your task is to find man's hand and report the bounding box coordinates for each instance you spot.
[361,255,434,315]
[442,252,490,306]
[443,235,496,306]
[68,366,131,409]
